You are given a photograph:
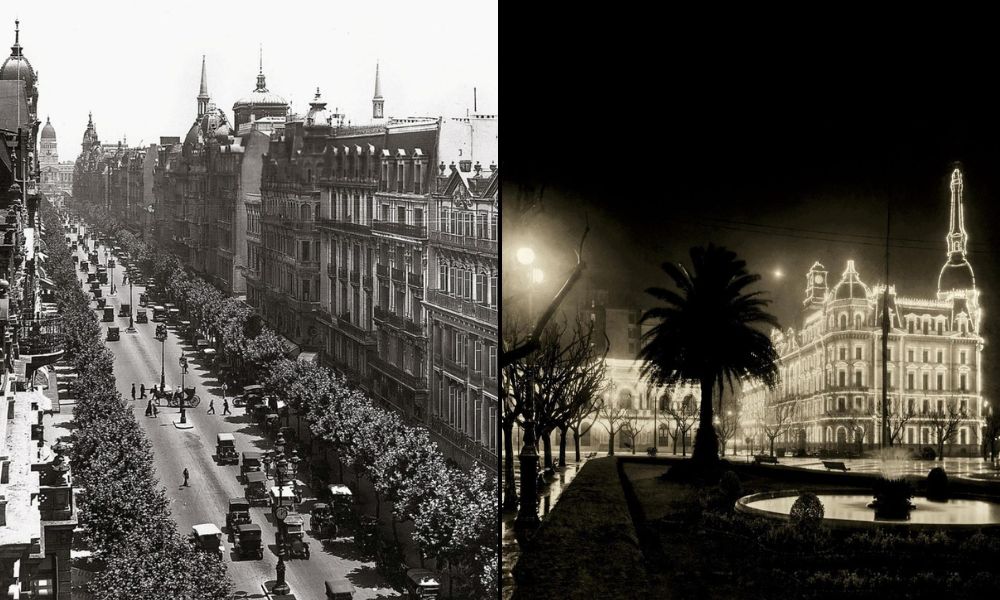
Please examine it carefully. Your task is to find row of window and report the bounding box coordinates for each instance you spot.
[433,374,497,450]
[440,207,498,240]
[437,260,498,307]
[434,324,498,379]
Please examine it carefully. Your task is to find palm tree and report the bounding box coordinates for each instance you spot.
[639,244,780,466]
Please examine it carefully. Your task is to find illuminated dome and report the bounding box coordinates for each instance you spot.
[831,260,870,301]
[40,116,55,139]
[938,258,975,294]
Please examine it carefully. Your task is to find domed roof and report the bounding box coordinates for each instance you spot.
[234,69,287,109]
[40,116,55,139]
[184,120,203,147]
[305,87,332,128]
[938,259,975,294]
[0,21,35,89]
[215,122,231,141]
[831,260,870,301]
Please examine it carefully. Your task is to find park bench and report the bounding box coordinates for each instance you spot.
[753,455,779,465]
[822,460,850,472]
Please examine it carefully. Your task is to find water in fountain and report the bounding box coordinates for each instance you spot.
[870,446,917,519]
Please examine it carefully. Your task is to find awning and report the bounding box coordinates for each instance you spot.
[297,352,318,365]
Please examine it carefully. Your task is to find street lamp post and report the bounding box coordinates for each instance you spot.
[514,246,541,534]
[156,323,167,389]
[179,355,189,424]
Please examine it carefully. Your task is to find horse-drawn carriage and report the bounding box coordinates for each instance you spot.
[151,386,202,408]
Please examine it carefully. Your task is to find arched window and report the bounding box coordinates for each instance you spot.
[659,393,671,411]
[682,394,695,412]
[839,314,848,329]
[854,314,862,329]
[618,390,633,410]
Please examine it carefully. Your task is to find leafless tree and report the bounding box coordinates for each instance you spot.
[567,392,604,462]
[885,398,916,446]
[715,402,742,456]
[827,403,876,455]
[662,394,699,456]
[619,409,647,455]
[758,401,795,457]
[927,398,964,460]
[599,398,630,456]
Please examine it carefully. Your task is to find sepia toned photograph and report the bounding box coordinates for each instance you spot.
[1,1,497,598]
[502,18,1000,600]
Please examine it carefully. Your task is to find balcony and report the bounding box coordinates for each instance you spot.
[350,270,361,285]
[327,264,337,278]
[363,274,374,289]
[288,296,320,314]
[407,271,424,288]
[376,263,390,278]
[370,355,428,391]
[373,220,427,239]
[335,312,377,345]
[429,416,497,471]
[19,315,65,362]
[429,230,498,256]
[317,218,372,236]
[424,289,498,326]
[338,266,348,280]
[373,305,426,339]
[391,267,406,284]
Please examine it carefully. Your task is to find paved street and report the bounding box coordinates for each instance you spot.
[76,242,400,600]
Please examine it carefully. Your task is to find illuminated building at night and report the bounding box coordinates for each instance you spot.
[740,167,984,456]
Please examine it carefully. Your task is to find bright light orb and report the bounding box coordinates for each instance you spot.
[517,247,536,265]
[532,268,545,284]
[773,269,783,279]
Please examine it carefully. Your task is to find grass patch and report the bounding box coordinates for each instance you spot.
[512,457,647,600]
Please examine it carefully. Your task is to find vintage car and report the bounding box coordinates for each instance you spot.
[225,497,251,534]
[138,292,148,307]
[118,303,131,318]
[270,486,301,516]
[237,384,264,408]
[189,523,225,559]
[95,296,105,308]
[97,271,108,285]
[233,523,263,560]
[244,471,268,506]
[106,326,120,342]
[79,260,88,272]
[201,347,217,366]
[325,578,355,600]
[135,309,148,324]
[152,305,167,322]
[241,452,263,477]
[313,485,354,538]
[87,273,99,284]
[167,308,181,324]
[216,433,238,465]
[102,307,115,322]
[277,513,310,559]
[404,569,440,600]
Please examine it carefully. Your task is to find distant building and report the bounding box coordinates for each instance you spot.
[577,287,641,359]
[38,117,74,203]
[740,167,984,456]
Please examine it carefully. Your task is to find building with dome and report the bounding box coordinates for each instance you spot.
[740,166,984,456]
[38,117,75,202]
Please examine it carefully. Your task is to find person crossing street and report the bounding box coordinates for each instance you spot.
[222,397,231,416]
[183,468,190,487]
[131,383,136,401]
[207,398,215,415]
[140,383,146,399]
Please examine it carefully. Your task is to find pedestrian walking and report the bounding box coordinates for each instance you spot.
[145,399,153,417]
[140,383,146,399]
[131,383,136,401]
[153,402,158,417]
[183,468,190,487]
[222,398,231,416]
[207,398,215,415]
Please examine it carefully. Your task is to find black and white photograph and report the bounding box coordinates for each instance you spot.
[503,17,1000,600]
[0,1,497,598]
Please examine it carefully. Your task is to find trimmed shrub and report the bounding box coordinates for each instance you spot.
[919,446,937,460]
[718,470,742,499]
[790,491,825,530]
[926,467,949,500]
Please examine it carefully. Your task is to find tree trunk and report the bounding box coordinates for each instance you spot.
[681,430,687,456]
[608,431,616,456]
[541,430,554,469]
[631,436,636,454]
[503,420,517,510]
[692,377,719,465]
[573,428,581,462]
[673,427,679,454]
[558,425,568,467]
[770,437,776,457]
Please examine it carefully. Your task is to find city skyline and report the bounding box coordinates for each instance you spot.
[4,0,497,158]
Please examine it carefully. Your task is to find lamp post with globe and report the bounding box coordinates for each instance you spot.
[514,247,543,534]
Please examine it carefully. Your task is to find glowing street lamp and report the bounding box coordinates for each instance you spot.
[516,247,536,266]
[532,268,544,284]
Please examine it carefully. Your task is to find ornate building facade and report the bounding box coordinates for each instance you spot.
[38,117,74,203]
[740,167,984,456]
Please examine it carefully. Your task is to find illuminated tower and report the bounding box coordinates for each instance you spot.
[937,165,980,330]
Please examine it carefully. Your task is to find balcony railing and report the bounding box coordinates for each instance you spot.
[350,270,361,285]
[19,315,65,356]
[429,416,497,470]
[363,274,374,289]
[407,271,423,287]
[429,230,498,255]
[336,312,377,344]
[372,220,427,239]
[370,355,428,391]
[327,264,337,278]
[338,267,348,280]
[391,267,406,283]
[376,263,390,278]
[317,218,372,236]
[424,289,498,326]
[373,305,426,339]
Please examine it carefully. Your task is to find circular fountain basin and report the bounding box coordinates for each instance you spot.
[737,489,1000,530]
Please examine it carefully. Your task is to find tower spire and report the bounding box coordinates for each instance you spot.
[372,61,384,120]
[255,44,268,92]
[197,55,210,117]
[11,18,22,56]
[947,165,967,258]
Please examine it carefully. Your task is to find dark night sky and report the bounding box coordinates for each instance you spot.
[505,16,1000,396]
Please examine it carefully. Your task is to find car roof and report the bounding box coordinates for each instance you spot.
[245,471,267,483]
[325,579,354,593]
[229,497,249,506]
[328,484,352,496]
[237,523,261,532]
[192,523,222,536]
[270,486,296,496]
[243,451,262,459]
[217,433,235,441]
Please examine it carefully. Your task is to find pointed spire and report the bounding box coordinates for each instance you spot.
[10,18,22,56]
[372,62,385,120]
[199,55,209,97]
[255,44,268,92]
[947,165,968,258]
[374,61,383,99]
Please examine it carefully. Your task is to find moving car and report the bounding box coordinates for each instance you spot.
[216,433,238,465]
[237,384,264,408]
[277,512,310,559]
[405,569,440,599]
[241,452,263,477]
[106,326,120,342]
[325,579,355,600]
[245,471,268,506]
[233,523,263,560]
[135,309,148,323]
[225,497,251,533]
[189,523,225,560]
[152,305,167,322]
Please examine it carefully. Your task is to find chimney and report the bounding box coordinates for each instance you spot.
[474,161,482,176]
[459,160,472,173]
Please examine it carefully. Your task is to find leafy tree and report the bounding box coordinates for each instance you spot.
[640,244,780,466]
